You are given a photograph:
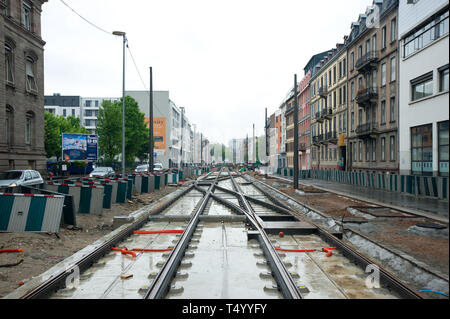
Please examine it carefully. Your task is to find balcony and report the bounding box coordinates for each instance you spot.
[356,123,379,139]
[325,131,338,144]
[356,51,378,73]
[321,108,333,120]
[312,135,323,146]
[356,87,378,107]
[315,111,324,123]
[318,86,328,98]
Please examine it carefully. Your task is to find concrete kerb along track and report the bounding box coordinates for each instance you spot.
[245,174,447,298]
[4,182,196,299]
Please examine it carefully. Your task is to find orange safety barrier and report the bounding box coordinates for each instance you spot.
[322,247,337,257]
[133,230,184,235]
[133,248,174,252]
[0,248,24,253]
[275,248,316,252]
[111,247,137,258]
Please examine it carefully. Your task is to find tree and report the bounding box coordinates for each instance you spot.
[97,100,122,162]
[96,96,148,164]
[44,113,89,160]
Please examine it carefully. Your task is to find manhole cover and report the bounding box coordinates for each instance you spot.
[415,223,447,230]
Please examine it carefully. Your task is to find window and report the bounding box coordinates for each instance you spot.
[351,81,355,100]
[438,121,449,176]
[63,109,66,117]
[353,143,357,161]
[351,112,355,131]
[339,62,342,79]
[5,43,14,84]
[85,110,93,117]
[411,72,433,101]
[381,63,386,86]
[351,52,354,71]
[72,109,75,116]
[85,100,91,107]
[23,2,32,31]
[343,85,346,103]
[343,58,346,75]
[381,137,386,161]
[381,100,386,125]
[372,139,376,161]
[25,56,37,92]
[372,34,377,52]
[25,112,34,145]
[95,100,99,107]
[366,140,370,162]
[358,109,362,126]
[390,57,396,82]
[390,97,396,122]
[5,105,13,145]
[382,25,387,49]
[439,65,449,92]
[391,18,397,42]
[359,141,362,162]
[411,124,433,175]
[403,10,449,58]
[333,66,336,83]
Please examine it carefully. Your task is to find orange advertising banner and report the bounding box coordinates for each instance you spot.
[145,117,166,155]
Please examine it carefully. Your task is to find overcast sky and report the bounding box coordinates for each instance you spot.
[42,0,373,144]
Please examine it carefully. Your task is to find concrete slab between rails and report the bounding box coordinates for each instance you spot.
[270,175,449,224]
[148,215,247,222]
[3,185,193,299]
[262,221,317,236]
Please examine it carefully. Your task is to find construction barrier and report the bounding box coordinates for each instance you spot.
[44,183,104,215]
[19,185,77,227]
[279,169,449,200]
[0,193,64,232]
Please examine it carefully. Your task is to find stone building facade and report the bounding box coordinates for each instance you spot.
[346,0,399,174]
[0,0,47,173]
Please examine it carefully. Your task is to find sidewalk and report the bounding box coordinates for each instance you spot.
[272,174,449,224]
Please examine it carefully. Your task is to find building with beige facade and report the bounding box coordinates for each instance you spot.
[346,0,399,174]
[310,46,348,171]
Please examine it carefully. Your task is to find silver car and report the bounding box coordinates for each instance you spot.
[0,170,44,188]
[89,167,115,178]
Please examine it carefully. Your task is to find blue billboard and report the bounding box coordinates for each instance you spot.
[62,133,98,162]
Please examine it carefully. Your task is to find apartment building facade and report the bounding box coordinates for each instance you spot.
[1,0,47,173]
[297,71,312,170]
[398,1,449,177]
[311,46,348,171]
[346,0,399,174]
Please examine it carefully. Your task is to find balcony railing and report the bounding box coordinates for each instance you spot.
[356,87,378,106]
[356,51,378,72]
[325,131,337,142]
[318,86,328,97]
[356,122,379,138]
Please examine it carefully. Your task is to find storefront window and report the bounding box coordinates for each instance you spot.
[411,124,433,176]
[439,121,449,176]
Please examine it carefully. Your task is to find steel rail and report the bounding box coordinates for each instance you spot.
[225,168,303,299]
[19,184,196,299]
[144,168,224,299]
[246,174,423,299]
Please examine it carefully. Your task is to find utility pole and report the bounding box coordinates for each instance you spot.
[200,133,203,166]
[293,74,299,189]
[149,67,154,172]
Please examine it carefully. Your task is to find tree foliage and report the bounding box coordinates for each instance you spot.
[44,112,89,160]
[96,96,149,163]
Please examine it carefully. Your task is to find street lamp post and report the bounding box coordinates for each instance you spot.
[113,31,127,176]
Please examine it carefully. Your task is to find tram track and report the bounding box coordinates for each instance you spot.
[9,168,425,299]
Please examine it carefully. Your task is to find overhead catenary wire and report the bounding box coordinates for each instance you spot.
[59,0,113,36]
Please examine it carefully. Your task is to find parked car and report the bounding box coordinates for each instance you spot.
[134,163,164,173]
[0,170,44,188]
[135,164,150,173]
[89,167,115,178]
